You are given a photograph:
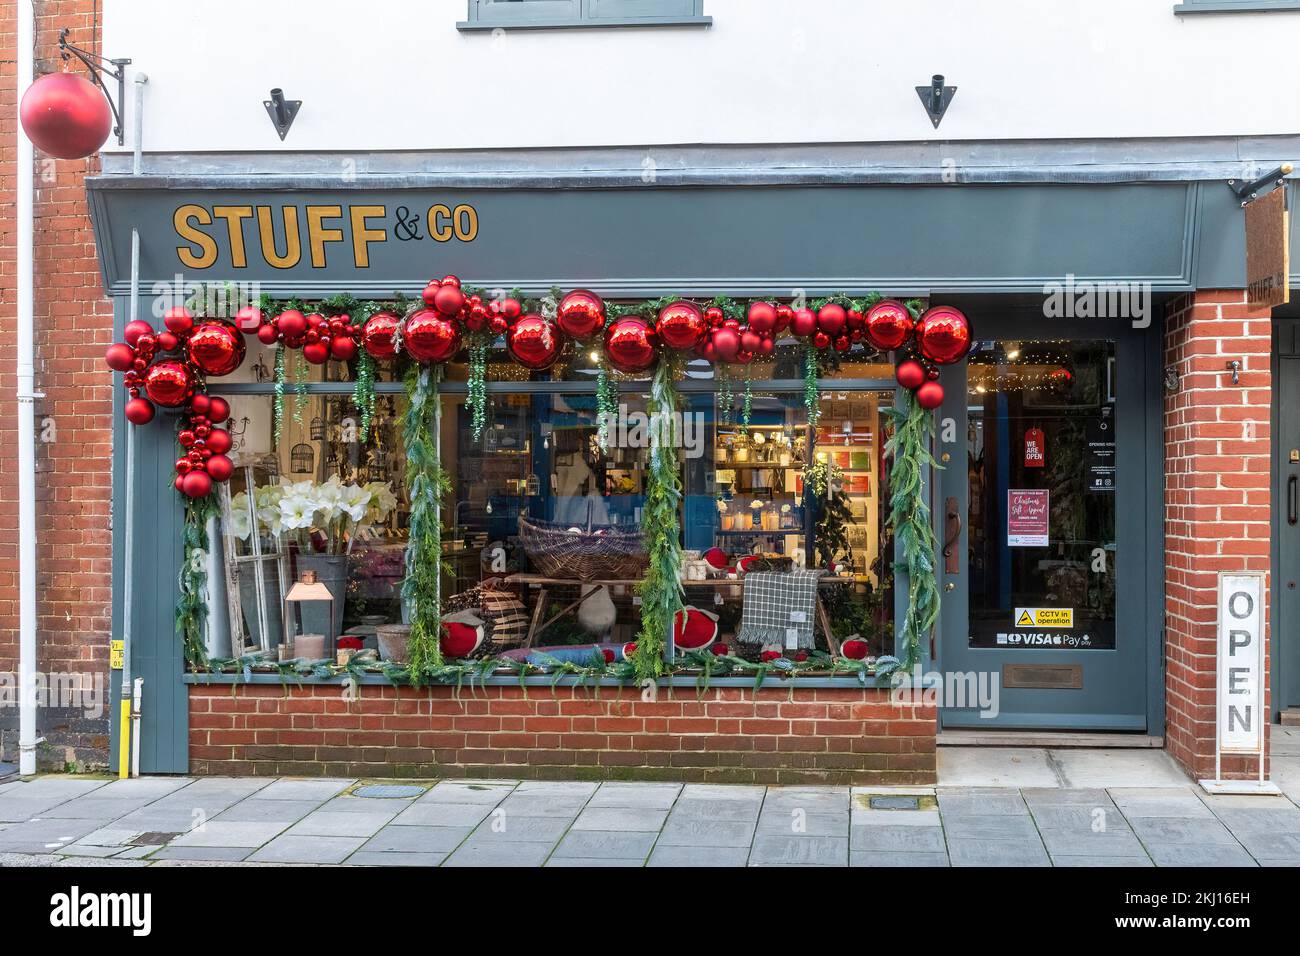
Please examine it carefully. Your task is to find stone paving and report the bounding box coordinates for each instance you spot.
[2,751,1300,866]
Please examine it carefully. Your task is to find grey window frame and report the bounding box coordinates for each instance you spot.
[459,0,710,31]
[1174,0,1300,12]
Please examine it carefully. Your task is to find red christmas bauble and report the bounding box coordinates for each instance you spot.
[163,306,194,335]
[704,306,725,328]
[143,362,194,407]
[256,323,279,346]
[157,331,179,352]
[817,303,848,337]
[790,308,818,338]
[604,316,659,374]
[915,380,945,410]
[746,301,777,335]
[508,315,563,370]
[186,320,246,377]
[758,336,775,356]
[834,335,851,352]
[403,309,462,364]
[655,301,707,350]
[123,320,153,347]
[206,428,232,455]
[841,638,870,661]
[275,309,307,339]
[711,326,742,363]
[205,454,234,483]
[915,306,972,365]
[361,311,401,360]
[501,298,523,321]
[235,306,263,334]
[556,289,606,339]
[774,304,794,334]
[813,332,831,350]
[19,73,112,160]
[740,329,763,354]
[896,359,926,390]
[864,300,915,352]
[303,340,330,365]
[207,396,230,422]
[432,283,466,318]
[175,457,193,476]
[330,334,358,361]
[180,469,213,499]
[464,306,488,332]
[124,397,155,425]
[105,343,135,372]
[421,281,440,307]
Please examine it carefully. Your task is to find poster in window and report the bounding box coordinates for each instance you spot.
[1007,489,1049,547]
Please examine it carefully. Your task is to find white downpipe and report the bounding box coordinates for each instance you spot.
[17,0,41,776]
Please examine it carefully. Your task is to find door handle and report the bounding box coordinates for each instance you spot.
[943,496,962,574]
[1289,475,1298,526]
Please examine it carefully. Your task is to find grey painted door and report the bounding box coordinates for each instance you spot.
[1276,332,1300,712]
[937,316,1153,731]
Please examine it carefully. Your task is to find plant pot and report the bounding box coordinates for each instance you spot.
[376,624,411,663]
[294,552,349,644]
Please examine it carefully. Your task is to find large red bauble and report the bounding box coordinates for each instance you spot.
[915,380,945,410]
[863,300,915,352]
[915,306,972,365]
[655,301,707,350]
[432,283,466,318]
[330,334,358,361]
[774,304,794,334]
[817,303,848,337]
[361,311,401,359]
[235,306,263,334]
[790,308,818,338]
[302,340,330,365]
[143,362,194,407]
[157,331,179,352]
[275,309,308,339]
[123,320,153,347]
[556,289,606,339]
[19,73,112,160]
[180,469,213,499]
[256,323,279,345]
[403,309,462,364]
[746,301,777,335]
[740,329,763,354]
[711,326,741,363]
[123,397,155,425]
[205,454,234,483]
[896,359,926,390]
[508,314,564,370]
[206,428,232,455]
[207,396,231,422]
[163,306,194,335]
[604,316,659,374]
[105,343,135,372]
[186,320,246,377]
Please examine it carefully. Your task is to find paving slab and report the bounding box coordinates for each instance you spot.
[757,811,849,837]
[113,844,162,860]
[680,784,766,801]
[344,851,447,867]
[1029,804,1130,831]
[419,782,515,805]
[93,778,194,799]
[360,825,473,854]
[851,825,946,852]
[656,818,756,848]
[1145,843,1258,867]
[937,789,1029,815]
[851,808,942,828]
[1040,827,1148,857]
[1051,855,1154,867]
[572,807,667,832]
[513,781,599,797]
[1211,806,1300,835]
[1050,749,1190,788]
[937,748,1060,788]
[175,777,272,798]
[1129,816,1239,845]
[851,850,950,867]
[247,834,366,864]
[42,796,166,819]
[1218,828,1300,860]
[1107,788,1213,818]
[390,802,496,828]
[648,844,750,866]
[0,817,106,853]
[214,799,324,824]
[54,843,123,858]
[169,821,291,848]
[551,829,656,859]
[319,796,417,816]
[78,826,153,847]
[496,793,589,817]
[545,856,645,867]
[941,814,1041,841]
[254,778,354,802]
[669,797,762,823]
[749,835,848,866]
[442,841,553,867]
[286,810,396,838]
[947,839,1050,867]
[586,783,682,809]
[1021,787,1113,806]
[468,814,571,843]
[142,845,254,863]
[761,787,851,813]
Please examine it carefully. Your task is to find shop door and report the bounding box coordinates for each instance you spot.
[937,336,1148,730]
[1277,348,1300,712]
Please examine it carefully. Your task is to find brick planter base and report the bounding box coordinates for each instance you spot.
[188,683,937,785]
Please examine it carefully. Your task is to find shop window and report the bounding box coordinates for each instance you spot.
[459,0,710,29]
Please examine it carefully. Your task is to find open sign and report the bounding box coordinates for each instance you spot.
[1216,574,1265,754]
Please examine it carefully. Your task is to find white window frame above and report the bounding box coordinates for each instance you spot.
[459,0,710,30]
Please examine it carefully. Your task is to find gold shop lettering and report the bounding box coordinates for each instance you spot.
[172,202,479,270]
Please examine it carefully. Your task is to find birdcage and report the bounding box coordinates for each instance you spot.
[290,443,314,474]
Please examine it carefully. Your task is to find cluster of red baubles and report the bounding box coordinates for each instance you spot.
[253,306,359,364]
[877,303,974,410]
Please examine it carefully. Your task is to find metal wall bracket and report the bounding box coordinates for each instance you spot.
[916,74,956,129]
[58,28,131,146]
[1227,163,1293,207]
[263,88,301,141]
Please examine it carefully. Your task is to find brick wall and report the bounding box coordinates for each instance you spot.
[189,684,939,785]
[1163,290,1273,779]
[0,2,113,769]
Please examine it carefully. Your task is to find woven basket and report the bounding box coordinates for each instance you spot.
[518,513,648,582]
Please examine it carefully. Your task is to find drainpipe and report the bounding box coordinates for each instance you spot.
[16,0,41,776]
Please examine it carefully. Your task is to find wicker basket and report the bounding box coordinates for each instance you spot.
[518,514,648,582]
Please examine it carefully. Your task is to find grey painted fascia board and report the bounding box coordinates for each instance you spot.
[456,15,711,29]
[1175,1,1300,11]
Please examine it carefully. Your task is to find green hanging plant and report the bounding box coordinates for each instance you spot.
[632,353,686,682]
[595,354,619,452]
[718,363,735,425]
[176,492,220,671]
[402,364,451,681]
[293,352,309,422]
[884,387,941,673]
[272,344,286,443]
[353,351,377,440]
[807,458,853,569]
[466,337,490,441]
[740,367,753,432]
[804,343,821,428]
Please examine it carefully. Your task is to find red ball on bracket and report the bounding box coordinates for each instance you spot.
[432,283,466,318]
[603,316,659,374]
[105,343,135,373]
[256,323,279,346]
[186,320,246,377]
[206,427,232,455]
[817,303,847,338]
[143,362,195,407]
[790,308,818,338]
[915,380,945,410]
[740,329,763,355]
[123,397,155,425]
[711,325,741,363]
[915,306,972,365]
[19,72,112,159]
[556,289,606,340]
[330,334,358,361]
[508,314,564,370]
[746,301,777,335]
[275,310,307,340]
[655,301,707,350]
[180,469,213,499]
[157,331,179,352]
[235,306,263,334]
[124,320,154,347]
[896,359,926,390]
[403,309,462,364]
[360,311,401,360]
[302,341,330,365]
[205,454,234,483]
[163,306,194,335]
[863,300,916,352]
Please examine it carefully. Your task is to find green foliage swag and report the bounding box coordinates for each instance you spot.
[176,492,220,671]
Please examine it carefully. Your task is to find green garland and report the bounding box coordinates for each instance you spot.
[804,343,821,428]
[353,351,377,440]
[176,493,220,670]
[293,352,309,422]
[740,367,753,432]
[466,337,490,441]
[272,344,286,443]
[632,353,686,681]
[884,387,941,672]
[402,364,451,681]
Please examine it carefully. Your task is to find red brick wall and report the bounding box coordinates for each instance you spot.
[189,684,939,785]
[1163,290,1273,779]
[0,2,113,768]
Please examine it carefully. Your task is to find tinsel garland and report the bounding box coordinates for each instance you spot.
[272,344,286,443]
[293,351,309,421]
[595,358,618,452]
[176,492,220,670]
[740,368,753,432]
[632,353,687,681]
[884,387,942,672]
[718,364,735,425]
[804,344,821,428]
[402,364,451,681]
[466,337,490,441]
[353,351,377,440]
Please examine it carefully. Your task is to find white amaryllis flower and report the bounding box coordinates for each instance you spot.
[279,494,316,531]
[228,492,254,540]
[314,475,346,522]
[364,481,397,522]
[340,482,372,523]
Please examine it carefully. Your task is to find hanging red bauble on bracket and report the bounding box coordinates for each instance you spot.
[360,311,401,359]
[556,289,606,339]
[123,320,153,347]
[915,380,945,410]
[19,73,112,160]
[186,319,246,377]
[863,300,915,352]
[508,314,564,370]
[655,301,707,350]
[163,306,194,335]
[403,308,462,364]
[431,282,466,318]
[915,306,972,365]
[604,316,659,373]
[143,361,195,408]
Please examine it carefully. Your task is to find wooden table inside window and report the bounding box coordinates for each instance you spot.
[503,573,850,655]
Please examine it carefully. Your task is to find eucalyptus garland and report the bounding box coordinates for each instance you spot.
[466,337,490,441]
[402,364,451,681]
[632,353,687,681]
[353,351,377,440]
[293,352,309,421]
[718,364,735,425]
[176,492,220,670]
[272,344,286,443]
[884,387,941,672]
[595,358,618,452]
[803,344,821,428]
[740,368,753,432]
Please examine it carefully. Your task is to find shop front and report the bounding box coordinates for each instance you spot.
[87,170,1262,783]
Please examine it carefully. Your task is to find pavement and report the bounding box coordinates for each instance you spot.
[1,728,1297,867]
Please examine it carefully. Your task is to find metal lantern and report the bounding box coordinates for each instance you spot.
[284,570,335,660]
[290,443,314,474]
